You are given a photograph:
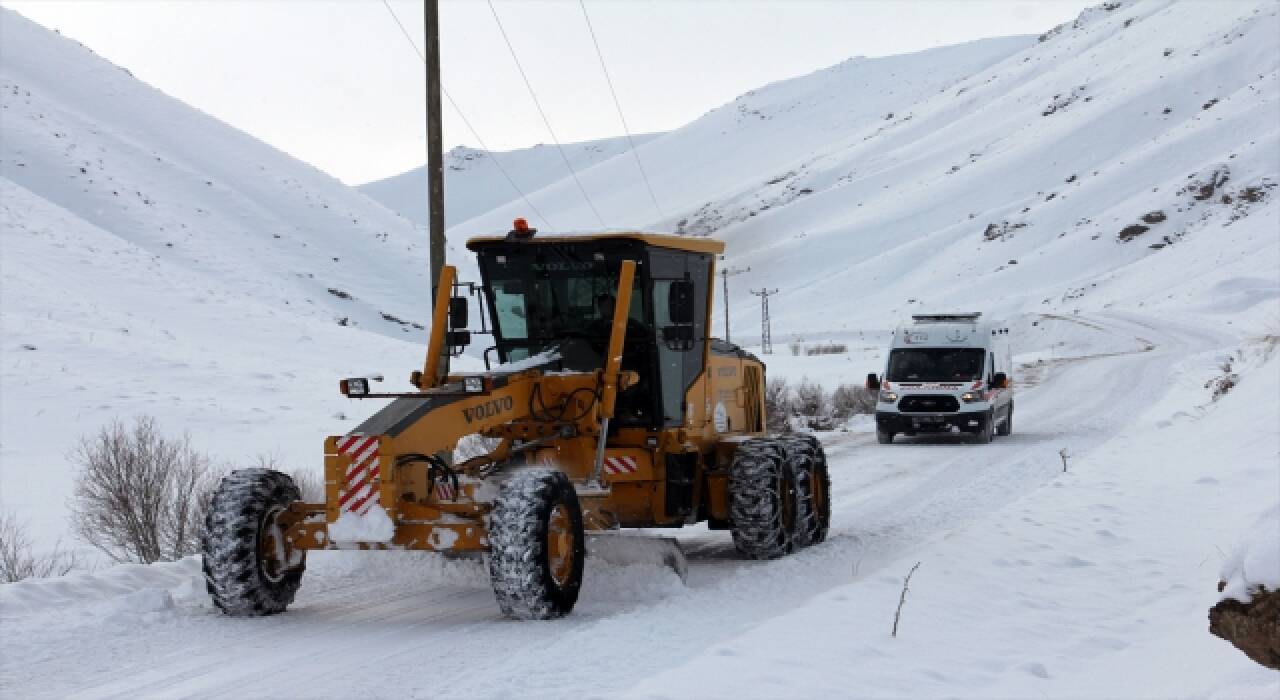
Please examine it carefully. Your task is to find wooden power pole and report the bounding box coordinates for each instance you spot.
[424,0,445,298]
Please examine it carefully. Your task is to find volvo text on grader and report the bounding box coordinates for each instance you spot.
[202,225,830,619]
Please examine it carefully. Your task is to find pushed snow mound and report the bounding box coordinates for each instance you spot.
[0,557,205,618]
[1219,505,1280,604]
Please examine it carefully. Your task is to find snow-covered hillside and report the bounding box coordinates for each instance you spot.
[0,8,452,547]
[0,8,440,335]
[439,0,1278,342]
[359,134,659,227]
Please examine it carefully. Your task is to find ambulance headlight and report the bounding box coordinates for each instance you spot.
[879,390,898,403]
[962,391,985,403]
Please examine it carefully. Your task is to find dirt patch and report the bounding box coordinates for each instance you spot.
[983,220,1027,242]
[1042,85,1088,117]
[1117,224,1150,242]
[1180,167,1231,201]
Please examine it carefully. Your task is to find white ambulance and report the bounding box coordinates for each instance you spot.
[866,313,1013,444]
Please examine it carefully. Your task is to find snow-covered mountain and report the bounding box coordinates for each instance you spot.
[1,2,1278,697]
[431,1,1278,341]
[359,134,659,227]
[0,7,446,546]
[0,8,437,337]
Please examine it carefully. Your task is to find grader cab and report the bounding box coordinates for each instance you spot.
[202,229,830,619]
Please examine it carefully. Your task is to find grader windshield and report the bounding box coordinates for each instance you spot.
[472,237,712,428]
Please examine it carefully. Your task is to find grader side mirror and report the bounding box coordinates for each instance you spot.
[448,296,469,329]
[662,325,695,351]
[865,373,881,391]
[668,279,695,324]
[446,330,471,355]
[993,372,1009,389]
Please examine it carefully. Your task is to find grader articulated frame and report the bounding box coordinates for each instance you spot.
[201,229,830,619]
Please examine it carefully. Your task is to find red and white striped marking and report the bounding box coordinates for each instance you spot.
[602,455,639,475]
[336,434,380,515]
[434,478,456,501]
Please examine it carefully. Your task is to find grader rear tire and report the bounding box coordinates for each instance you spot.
[488,468,585,620]
[783,435,831,547]
[202,469,306,616]
[729,439,797,559]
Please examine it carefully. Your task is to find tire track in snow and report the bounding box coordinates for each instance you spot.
[61,586,481,700]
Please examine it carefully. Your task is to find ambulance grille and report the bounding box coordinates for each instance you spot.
[898,395,960,413]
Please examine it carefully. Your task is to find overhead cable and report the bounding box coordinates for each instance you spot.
[578,0,664,220]
[487,0,608,228]
[379,0,555,228]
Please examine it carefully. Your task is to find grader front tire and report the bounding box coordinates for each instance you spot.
[488,468,585,620]
[202,469,306,617]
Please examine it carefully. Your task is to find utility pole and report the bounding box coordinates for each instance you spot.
[424,0,445,299]
[751,288,779,354]
[718,257,750,343]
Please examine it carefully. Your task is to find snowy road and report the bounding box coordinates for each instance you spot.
[0,312,1247,698]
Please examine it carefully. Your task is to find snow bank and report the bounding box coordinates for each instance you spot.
[1219,505,1280,603]
[0,556,204,618]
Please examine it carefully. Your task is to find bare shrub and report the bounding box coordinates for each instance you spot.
[70,417,218,564]
[805,343,848,356]
[764,377,794,433]
[831,384,877,419]
[1,510,79,582]
[286,467,325,503]
[252,455,324,503]
[1206,357,1240,401]
[793,380,829,418]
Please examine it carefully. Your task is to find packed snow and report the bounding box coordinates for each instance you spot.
[1,0,1278,698]
[327,506,395,544]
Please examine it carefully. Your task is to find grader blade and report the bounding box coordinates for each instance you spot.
[586,533,689,582]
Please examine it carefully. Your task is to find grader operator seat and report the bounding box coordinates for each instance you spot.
[470,234,714,430]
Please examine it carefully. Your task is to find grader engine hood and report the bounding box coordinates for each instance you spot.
[351,374,522,438]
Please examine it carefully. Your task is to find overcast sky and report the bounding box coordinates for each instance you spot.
[4,0,1094,185]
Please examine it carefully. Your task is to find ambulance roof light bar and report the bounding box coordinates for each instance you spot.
[911,313,983,324]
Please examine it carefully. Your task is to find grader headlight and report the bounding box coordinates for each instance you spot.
[340,378,369,397]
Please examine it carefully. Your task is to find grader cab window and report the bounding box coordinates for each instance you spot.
[475,240,710,428]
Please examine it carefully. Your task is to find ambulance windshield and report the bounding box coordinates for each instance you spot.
[887,348,985,382]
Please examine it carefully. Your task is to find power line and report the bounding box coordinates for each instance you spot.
[379,0,555,229]
[487,0,608,229]
[578,0,664,221]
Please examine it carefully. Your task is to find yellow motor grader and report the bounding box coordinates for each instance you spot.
[201,226,830,619]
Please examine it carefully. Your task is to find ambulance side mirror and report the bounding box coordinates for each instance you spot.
[865,373,881,391]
